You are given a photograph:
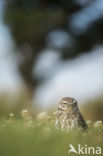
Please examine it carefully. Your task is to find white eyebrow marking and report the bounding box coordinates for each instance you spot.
[63,101,68,104]
[73,100,76,104]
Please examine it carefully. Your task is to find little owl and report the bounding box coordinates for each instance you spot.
[55,97,87,131]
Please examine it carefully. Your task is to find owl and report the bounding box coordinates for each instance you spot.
[55,97,87,131]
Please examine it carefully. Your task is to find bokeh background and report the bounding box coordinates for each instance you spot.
[0,0,103,120]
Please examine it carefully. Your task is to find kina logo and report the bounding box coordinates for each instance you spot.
[68,144,102,155]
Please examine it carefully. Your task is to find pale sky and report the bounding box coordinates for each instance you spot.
[33,46,103,109]
[0,0,23,92]
[70,0,103,34]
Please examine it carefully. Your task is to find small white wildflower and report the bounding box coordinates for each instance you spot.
[21,109,33,127]
[21,109,29,117]
[7,113,15,123]
[36,112,51,122]
[93,120,103,127]
[10,113,14,118]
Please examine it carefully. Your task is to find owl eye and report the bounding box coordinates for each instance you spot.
[63,101,68,104]
[73,100,77,104]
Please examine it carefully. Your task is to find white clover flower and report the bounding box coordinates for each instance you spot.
[21,109,29,117]
[7,113,15,123]
[10,113,14,118]
[36,112,51,122]
[93,120,103,127]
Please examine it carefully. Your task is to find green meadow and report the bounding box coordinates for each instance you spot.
[0,95,103,156]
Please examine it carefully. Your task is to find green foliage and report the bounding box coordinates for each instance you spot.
[5,9,65,45]
[0,119,103,156]
[0,94,103,156]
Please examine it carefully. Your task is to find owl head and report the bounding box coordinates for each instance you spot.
[58,97,78,111]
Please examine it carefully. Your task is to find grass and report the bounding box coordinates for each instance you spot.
[0,115,103,156]
[0,94,103,156]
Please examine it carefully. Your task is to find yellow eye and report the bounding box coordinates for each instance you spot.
[63,101,68,104]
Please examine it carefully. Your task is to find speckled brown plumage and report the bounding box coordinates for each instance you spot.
[55,97,87,131]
